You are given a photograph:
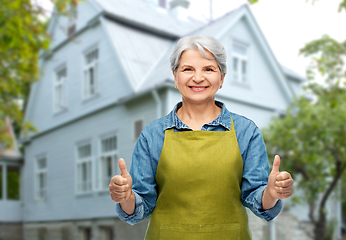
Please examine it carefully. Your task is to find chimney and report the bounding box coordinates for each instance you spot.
[169,0,190,21]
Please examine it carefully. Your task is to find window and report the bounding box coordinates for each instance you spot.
[100,135,118,191]
[100,227,113,240]
[134,120,143,140]
[54,67,67,112]
[77,143,92,193]
[83,48,98,99]
[232,42,248,84]
[7,166,20,200]
[81,228,92,240]
[38,229,48,240]
[36,157,47,200]
[61,228,70,240]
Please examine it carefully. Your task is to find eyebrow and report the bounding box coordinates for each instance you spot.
[204,65,217,68]
[180,64,217,68]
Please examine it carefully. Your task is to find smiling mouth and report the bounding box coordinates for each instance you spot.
[189,86,208,90]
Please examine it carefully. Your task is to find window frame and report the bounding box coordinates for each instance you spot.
[98,134,118,191]
[54,65,67,113]
[83,47,99,100]
[231,41,250,86]
[75,142,93,195]
[35,155,47,201]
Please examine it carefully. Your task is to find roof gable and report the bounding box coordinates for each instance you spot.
[194,4,294,102]
[102,18,173,90]
[95,0,204,38]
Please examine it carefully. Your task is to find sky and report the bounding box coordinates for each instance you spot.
[37,0,346,79]
[188,0,346,78]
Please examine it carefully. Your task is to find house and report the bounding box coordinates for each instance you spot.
[5,0,316,239]
[0,117,23,240]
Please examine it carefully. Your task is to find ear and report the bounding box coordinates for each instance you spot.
[172,70,178,86]
[219,73,225,89]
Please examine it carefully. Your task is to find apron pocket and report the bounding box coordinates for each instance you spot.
[160,223,240,240]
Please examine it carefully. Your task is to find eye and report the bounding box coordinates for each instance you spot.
[183,68,192,72]
[206,68,214,72]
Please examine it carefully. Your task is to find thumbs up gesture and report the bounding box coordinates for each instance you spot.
[109,158,133,204]
[266,155,294,200]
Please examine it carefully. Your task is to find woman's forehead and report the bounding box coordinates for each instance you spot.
[179,49,217,66]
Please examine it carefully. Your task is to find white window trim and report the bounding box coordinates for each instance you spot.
[53,66,67,113]
[97,134,118,192]
[35,155,47,201]
[75,142,93,195]
[82,47,99,100]
[231,41,251,86]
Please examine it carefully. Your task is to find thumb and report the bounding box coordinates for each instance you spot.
[118,158,129,176]
[271,155,280,174]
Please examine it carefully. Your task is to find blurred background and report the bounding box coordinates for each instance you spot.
[1,0,345,239]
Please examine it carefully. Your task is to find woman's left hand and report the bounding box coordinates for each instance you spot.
[262,155,294,210]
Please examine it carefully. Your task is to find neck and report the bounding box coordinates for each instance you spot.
[177,99,221,130]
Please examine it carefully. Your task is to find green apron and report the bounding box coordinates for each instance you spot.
[145,118,251,240]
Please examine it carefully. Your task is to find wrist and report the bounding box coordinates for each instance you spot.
[120,190,135,215]
[262,187,278,210]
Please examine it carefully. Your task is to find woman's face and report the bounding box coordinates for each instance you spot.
[173,48,225,105]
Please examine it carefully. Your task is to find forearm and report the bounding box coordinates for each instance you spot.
[262,187,278,210]
[120,191,136,215]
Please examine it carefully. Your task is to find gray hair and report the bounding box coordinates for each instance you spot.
[170,35,227,75]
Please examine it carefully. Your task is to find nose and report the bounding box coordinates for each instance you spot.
[193,70,204,83]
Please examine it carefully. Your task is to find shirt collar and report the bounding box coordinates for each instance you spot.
[163,100,232,131]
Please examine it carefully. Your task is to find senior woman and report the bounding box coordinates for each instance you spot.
[109,35,294,239]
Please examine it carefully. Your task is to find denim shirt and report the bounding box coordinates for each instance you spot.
[115,101,282,225]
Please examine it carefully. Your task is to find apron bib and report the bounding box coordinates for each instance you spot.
[145,118,251,240]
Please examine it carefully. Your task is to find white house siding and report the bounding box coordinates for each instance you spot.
[23,95,158,222]
[217,18,289,114]
[26,22,133,138]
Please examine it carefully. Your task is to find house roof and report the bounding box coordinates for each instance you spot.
[281,65,306,83]
[46,0,304,98]
[95,0,204,38]
[136,4,303,101]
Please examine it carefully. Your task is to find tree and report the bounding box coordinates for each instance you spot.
[0,0,78,148]
[263,35,346,240]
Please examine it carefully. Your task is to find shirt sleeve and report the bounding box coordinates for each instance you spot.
[240,126,282,221]
[115,132,158,225]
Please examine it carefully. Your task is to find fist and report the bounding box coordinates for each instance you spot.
[109,158,133,203]
[267,155,294,199]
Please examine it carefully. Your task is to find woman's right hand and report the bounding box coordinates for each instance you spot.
[109,158,133,204]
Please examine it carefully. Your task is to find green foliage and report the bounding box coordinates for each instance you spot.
[0,0,79,148]
[264,85,346,203]
[247,0,259,4]
[309,0,346,12]
[300,35,346,86]
[264,33,346,240]
[339,0,346,12]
